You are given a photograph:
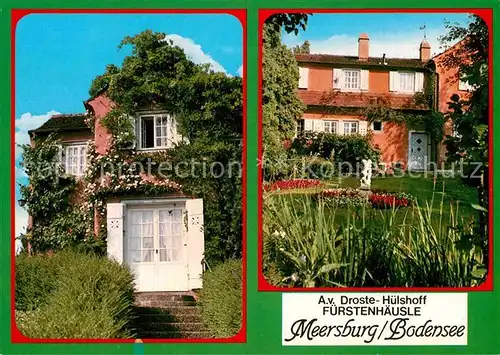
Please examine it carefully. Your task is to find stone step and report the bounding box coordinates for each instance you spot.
[135,306,200,316]
[135,300,197,308]
[135,292,196,303]
[134,322,208,332]
[136,330,214,339]
[134,312,203,323]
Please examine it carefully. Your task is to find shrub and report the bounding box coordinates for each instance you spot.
[199,259,242,338]
[369,191,416,209]
[317,188,368,207]
[291,132,380,173]
[15,253,63,311]
[16,250,136,339]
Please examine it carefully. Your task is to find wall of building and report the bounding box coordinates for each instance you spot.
[86,94,114,154]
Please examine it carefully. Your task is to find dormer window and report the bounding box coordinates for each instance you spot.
[138,113,176,150]
[333,68,369,91]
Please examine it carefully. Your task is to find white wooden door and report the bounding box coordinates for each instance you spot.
[125,205,188,292]
[408,132,428,170]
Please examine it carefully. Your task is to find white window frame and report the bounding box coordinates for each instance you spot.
[343,121,359,135]
[63,142,88,177]
[138,112,175,151]
[342,69,361,91]
[372,120,383,132]
[298,67,309,89]
[398,71,416,93]
[324,120,338,134]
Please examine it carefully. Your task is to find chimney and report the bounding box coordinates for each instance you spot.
[419,40,431,62]
[358,33,369,61]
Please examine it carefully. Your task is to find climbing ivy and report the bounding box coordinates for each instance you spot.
[21,30,242,263]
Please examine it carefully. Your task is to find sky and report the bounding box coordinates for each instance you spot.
[14,14,243,245]
[283,13,471,58]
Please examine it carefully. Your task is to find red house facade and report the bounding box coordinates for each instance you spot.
[295,34,470,171]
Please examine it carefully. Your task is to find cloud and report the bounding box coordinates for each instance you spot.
[284,28,451,59]
[237,65,243,77]
[15,110,60,160]
[165,34,228,74]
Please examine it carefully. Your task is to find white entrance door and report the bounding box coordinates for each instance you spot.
[408,132,429,170]
[125,205,188,292]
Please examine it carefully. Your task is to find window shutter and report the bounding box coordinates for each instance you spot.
[359,121,368,135]
[298,67,309,89]
[360,70,369,91]
[333,69,343,89]
[304,119,313,131]
[415,72,425,92]
[337,121,344,136]
[107,203,125,263]
[186,198,204,290]
[389,71,399,92]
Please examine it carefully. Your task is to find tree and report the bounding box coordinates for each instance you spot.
[292,40,311,54]
[439,15,489,264]
[262,14,309,180]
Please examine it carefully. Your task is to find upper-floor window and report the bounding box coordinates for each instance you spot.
[139,113,176,150]
[57,142,87,176]
[390,71,424,93]
[324,120,338,133]
[344,121,359,135]
[343,70,360,90]
[399,72,416,92]
[333,68,368,91]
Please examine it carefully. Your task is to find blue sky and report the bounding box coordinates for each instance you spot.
[14,13,243,240]
[283,13,471,58]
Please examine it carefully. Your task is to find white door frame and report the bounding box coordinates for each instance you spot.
[124,199,189,292]
[408,130,431,171]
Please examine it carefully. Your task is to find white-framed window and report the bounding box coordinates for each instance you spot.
[390,71,424,93]
[324,120,338,133]
[399,72,416,92]
[139,113,175,150]
[343,69,360,90]
[344,121,359,135]
[372,120,383,132]
[62,143,87,176]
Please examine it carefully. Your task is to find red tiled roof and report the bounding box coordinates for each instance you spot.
[297,90,428,110]
[295,54,429,69]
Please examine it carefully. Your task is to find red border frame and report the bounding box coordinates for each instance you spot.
[11,8,247,343]
[257,8,493,292]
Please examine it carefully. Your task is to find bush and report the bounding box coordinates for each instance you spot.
[291,132,380,174]
[15,254,63,311]
[16,250,136,339]
[198,259,242,338]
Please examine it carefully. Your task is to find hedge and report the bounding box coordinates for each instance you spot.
[291,132,380,174]
[198,259,242,338]
[15,250,136,339]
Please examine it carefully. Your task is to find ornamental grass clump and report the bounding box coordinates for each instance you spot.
[263,192,486,288]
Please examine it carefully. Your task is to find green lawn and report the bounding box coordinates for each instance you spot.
[265,174,479,228]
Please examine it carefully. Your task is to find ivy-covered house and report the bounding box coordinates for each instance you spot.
[294,34,470,171]
[27,93,205,293]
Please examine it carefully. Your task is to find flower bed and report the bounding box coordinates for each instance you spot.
[263,179,324,192]
[315,188,416,209]
[317,188,367,207]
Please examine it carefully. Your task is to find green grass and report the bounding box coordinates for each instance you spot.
[265,175,479,228]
